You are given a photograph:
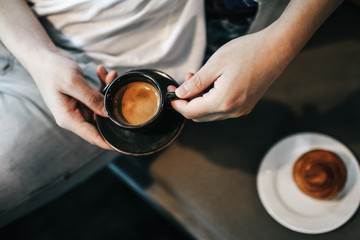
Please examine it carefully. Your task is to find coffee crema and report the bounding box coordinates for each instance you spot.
[112,82,160,125]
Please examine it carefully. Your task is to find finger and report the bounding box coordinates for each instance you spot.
[185,72,194,82]
[97,65,118,91]
[97,65,108,81]
[192,113,229,122]
[105,70,117,85]
[69,79,107,117]
[97,65,108,90]
[171,91,219,120]
[175,65,219,99]
[67,120,112,150]
[167,73,193,93]
[167,85,177,92]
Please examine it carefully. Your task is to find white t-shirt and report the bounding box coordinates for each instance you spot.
[29,0,206,82]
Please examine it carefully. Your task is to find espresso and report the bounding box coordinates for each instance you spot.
[112,82,160,125]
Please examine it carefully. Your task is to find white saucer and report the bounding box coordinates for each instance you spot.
[257,132,360,234]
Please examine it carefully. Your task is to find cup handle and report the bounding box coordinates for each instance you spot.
[165,92,180,101]
[165,92,181,107]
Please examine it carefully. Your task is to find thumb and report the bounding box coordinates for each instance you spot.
[68,78,107,117]
[175,66,216,99]
[79,88,107,117]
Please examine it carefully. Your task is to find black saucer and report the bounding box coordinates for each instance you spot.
[96,70,186,155]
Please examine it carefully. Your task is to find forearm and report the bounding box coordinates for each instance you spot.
[265,0,343,64]
[0,0,59,76]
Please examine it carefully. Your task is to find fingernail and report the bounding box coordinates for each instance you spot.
[175,83,189,98]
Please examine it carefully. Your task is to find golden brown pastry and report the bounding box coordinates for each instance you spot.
[293,149,347,200]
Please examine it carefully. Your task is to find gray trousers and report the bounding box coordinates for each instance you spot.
[0,42,119,227]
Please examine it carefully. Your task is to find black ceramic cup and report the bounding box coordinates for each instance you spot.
[104,69,179,129]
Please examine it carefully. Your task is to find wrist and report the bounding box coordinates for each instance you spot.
[264,21,301,66]
[265,0,343,65]
[25,47,65,81]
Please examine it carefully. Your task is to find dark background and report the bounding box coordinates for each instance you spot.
[0,167,193,240]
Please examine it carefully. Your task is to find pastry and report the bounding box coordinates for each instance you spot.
[293,149,347,200]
